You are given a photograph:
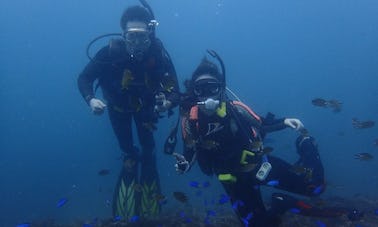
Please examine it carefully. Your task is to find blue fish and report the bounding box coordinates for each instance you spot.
[202,181,210,188]
[218,194,230,204]
[241,213,253,227]
[189,181,200,188]
[56,198,68,208]
[16,223,31,227]
[232,200,245,210]
[204,217,211,225]
[207,210,216,217]
[179,211,186,218]
[289,208,301,214]
[315,220,326,227]
[130,215,139,223]
[113,215,122,222]
[266,180,279,186]
[312,185,324,195]
[374,209,378,216]
[185,218,192,223]
[82,224,93,227]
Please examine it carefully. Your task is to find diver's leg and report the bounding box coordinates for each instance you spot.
[294,135,325,193]
[221,176,280,227]
[264,136,346,219]
[267,135,325,197]
[109,109,139,219]
[134,111,160,217]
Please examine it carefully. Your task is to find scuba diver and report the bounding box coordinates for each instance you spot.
[172,50,333,226]
[77,0,179,219]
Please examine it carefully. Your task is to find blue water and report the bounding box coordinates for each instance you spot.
[1,0,377,226]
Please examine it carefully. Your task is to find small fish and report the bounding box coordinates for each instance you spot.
[152,193,167,205]
[241,213,253,226]
[202,181,210,188]
[311,98,328,107]
[98,169,110,176]
[289,208,301,214]
[315,220,326,227]
[218,194,230,205]
[56,198,68,208]
[312,98,342,112]
[312,185,324,195]
[113,215,122,222]
[374,209,378,216]
[173,191,188,203]
[266,180,279,186]
[232,200,245,210]
[130,215,139,223]
[16,223,31,227]
[207,210,216,217]
[189,181,200,188]
[352,118,375,129]
[327,99,342,112]
[354,152,374,161]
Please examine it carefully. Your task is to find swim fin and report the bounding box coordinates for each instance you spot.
[139,152,161,217]
[112,153,139,219]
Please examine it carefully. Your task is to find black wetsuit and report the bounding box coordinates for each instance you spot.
[78,38,179,217]
[181,101,325,227]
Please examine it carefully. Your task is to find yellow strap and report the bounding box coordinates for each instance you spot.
[240,149,255,165]
[218,174,237,183]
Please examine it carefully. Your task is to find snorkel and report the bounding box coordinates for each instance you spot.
[196,50,227,115]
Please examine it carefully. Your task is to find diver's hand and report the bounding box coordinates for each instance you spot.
[173,153,190,174]
[284,118,304,131]
[154,92,171,112]
[89,98,106,115]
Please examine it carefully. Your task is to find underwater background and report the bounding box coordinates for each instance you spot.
[1,0,377,226]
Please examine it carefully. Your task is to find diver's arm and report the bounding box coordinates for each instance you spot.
[77,47,109,104]
[157,40,180,109]
[175,117,199,173]
[261,117,287,133]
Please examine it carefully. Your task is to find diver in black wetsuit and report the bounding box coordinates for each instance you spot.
[173,51,327,226]
[77,2,179,219]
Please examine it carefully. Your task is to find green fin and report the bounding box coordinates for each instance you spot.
[113,164,139,219]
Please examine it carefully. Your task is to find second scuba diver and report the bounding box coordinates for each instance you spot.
[173,50,331,226]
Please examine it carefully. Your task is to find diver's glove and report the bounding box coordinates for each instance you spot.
[173,153,190,174]
[154,92,172,112]
[89,98,107,115]
[284,118,304,132]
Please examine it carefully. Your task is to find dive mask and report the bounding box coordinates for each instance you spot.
[193,80,221,98]
[124,21,152,58]
[194,76,223,113]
